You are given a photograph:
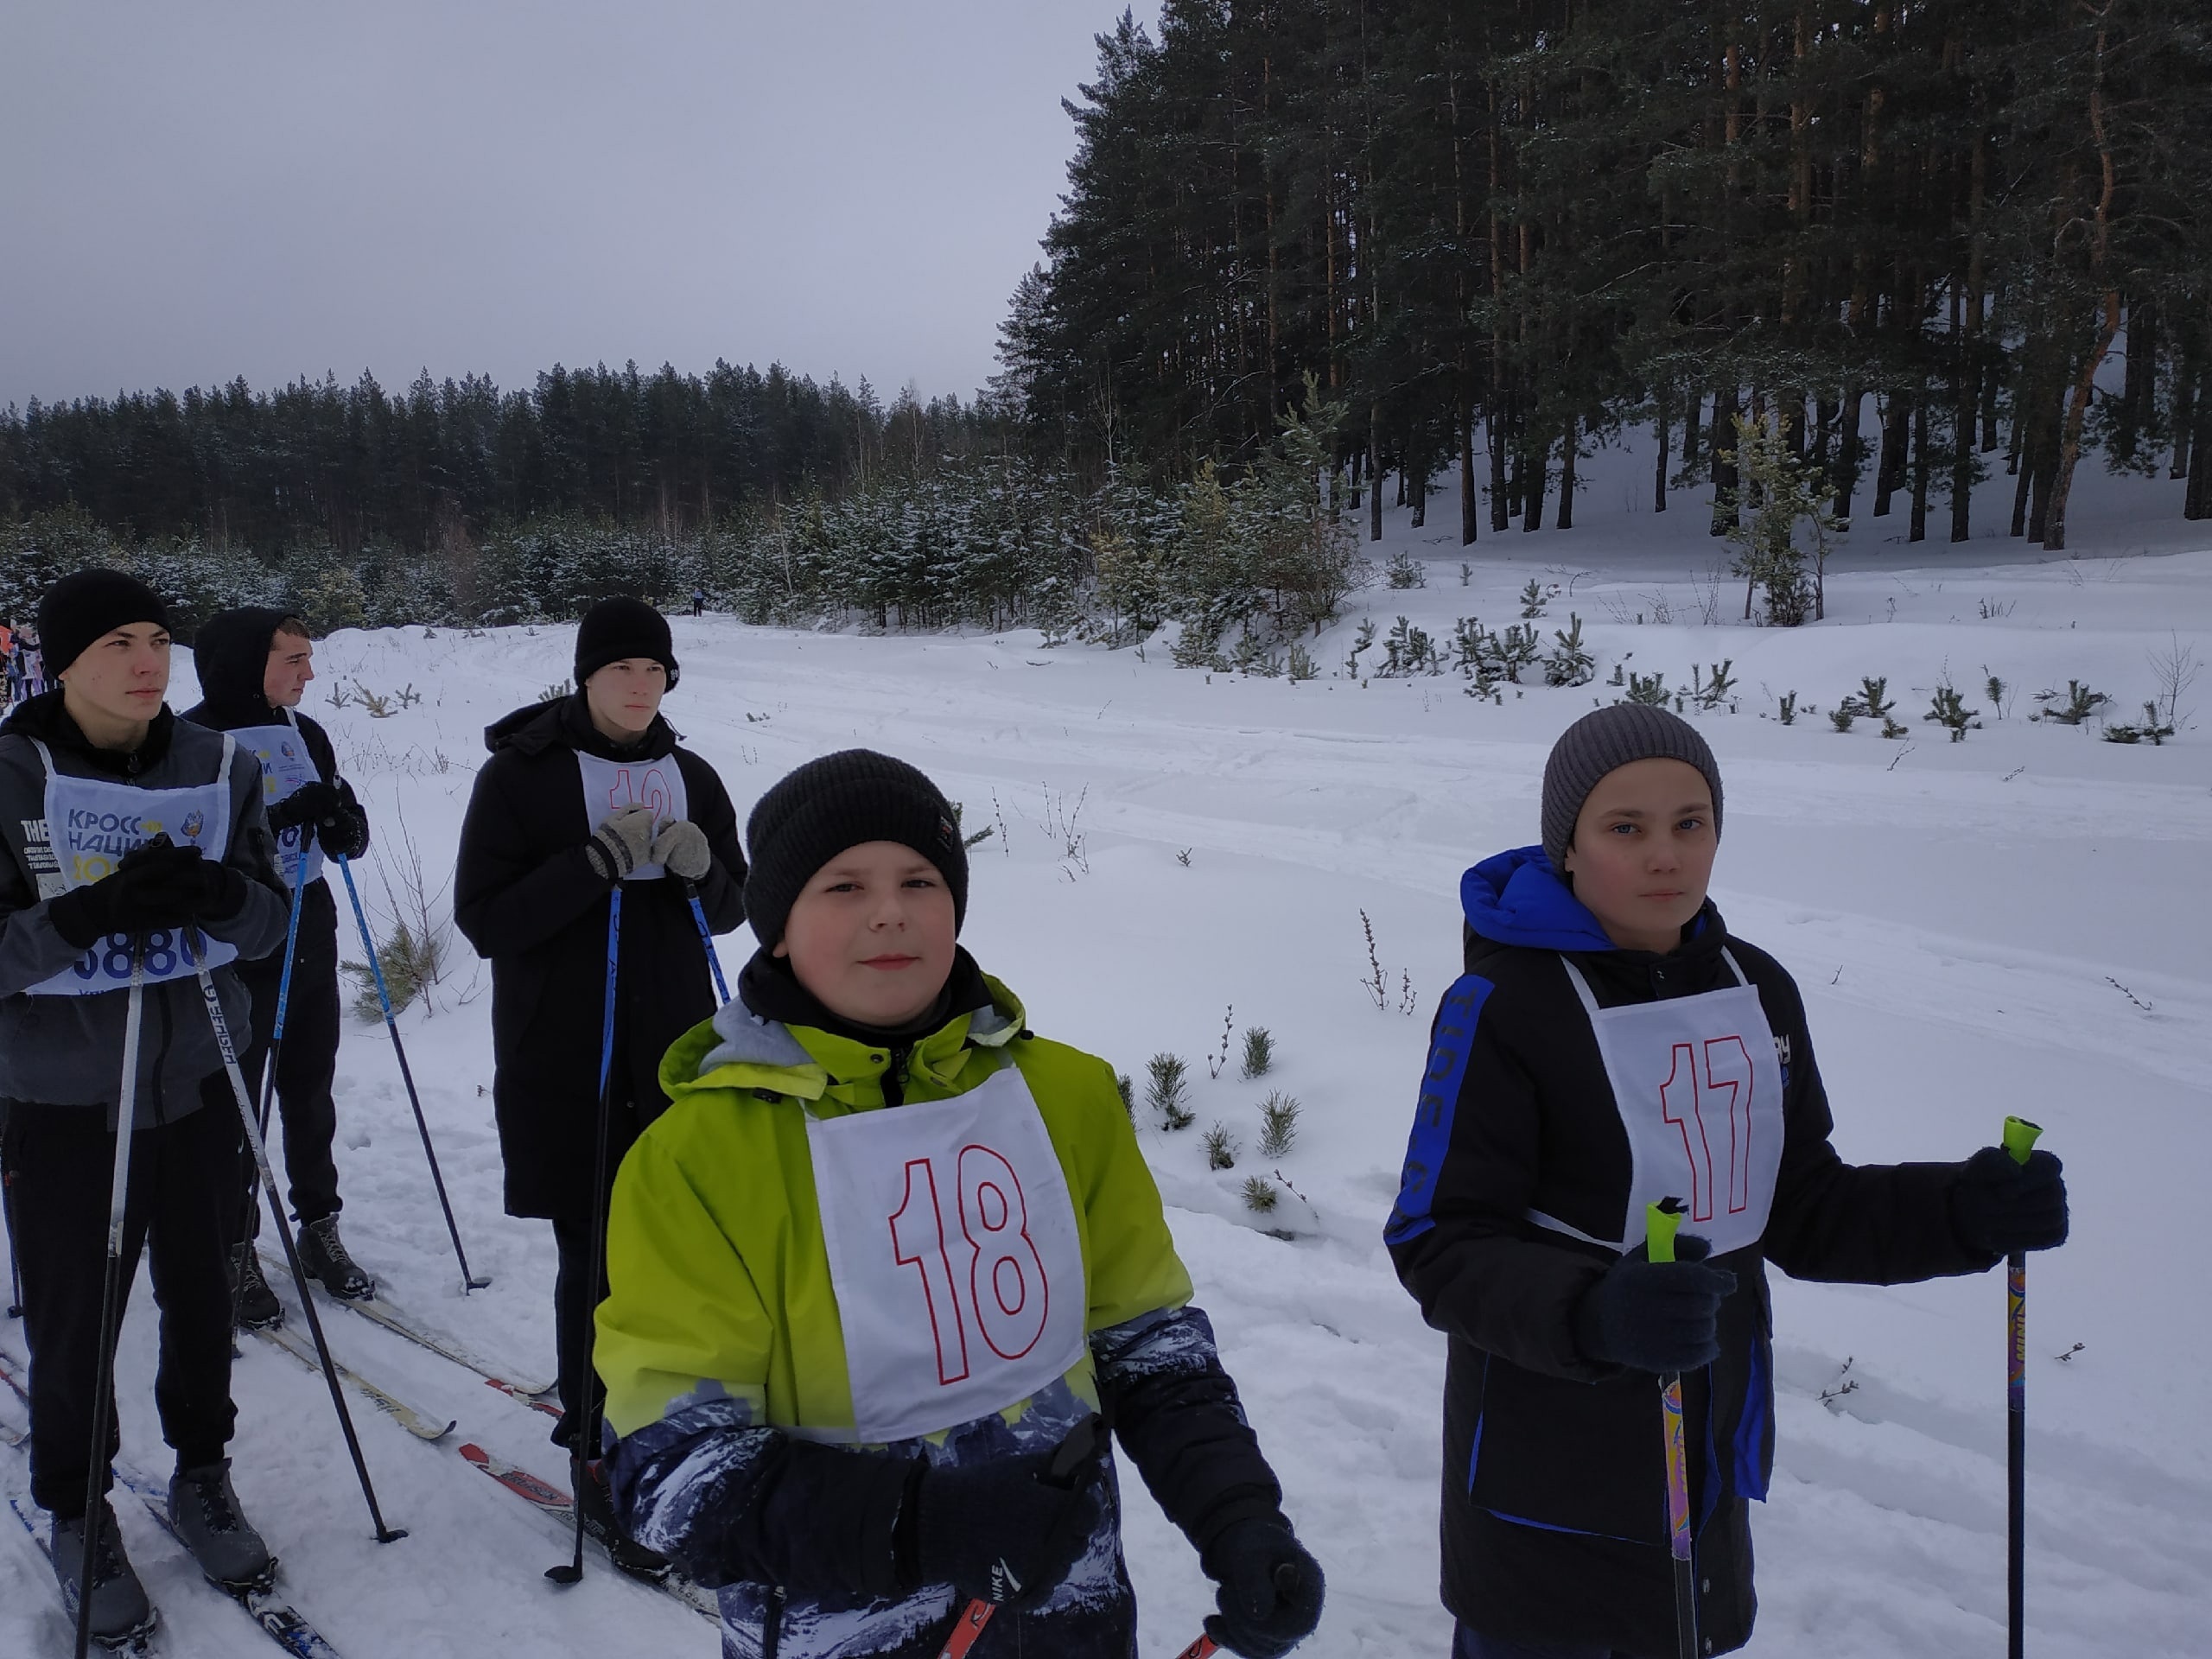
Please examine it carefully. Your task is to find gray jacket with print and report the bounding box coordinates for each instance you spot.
[0,693,289,1128]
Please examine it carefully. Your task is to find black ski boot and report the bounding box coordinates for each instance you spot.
[167,1459,275,1592]
[230,1241,283,1329]
[296,1216,374,1300]
[50,1500,157,1650]
[577,1458,672,1582]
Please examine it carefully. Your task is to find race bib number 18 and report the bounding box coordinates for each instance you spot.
[807,1065,1086,1443]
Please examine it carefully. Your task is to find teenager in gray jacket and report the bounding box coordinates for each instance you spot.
[0,571,288,1643]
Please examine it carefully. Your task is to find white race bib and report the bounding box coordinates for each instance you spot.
[1535,951,1786,1257]
[25,734,240,995]
[806,1064,1087,1444]
[574,751,688,881]
[232,721,325,888]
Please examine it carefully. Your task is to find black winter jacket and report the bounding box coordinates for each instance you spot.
[454,693,745,1219]
[182,607,369,874]
[1386,846,1997,1656]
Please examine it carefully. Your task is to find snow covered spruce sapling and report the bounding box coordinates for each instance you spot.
[594,749,1325,1658]
[1384,704,2070,1658]
[1148,1051,1196,1129]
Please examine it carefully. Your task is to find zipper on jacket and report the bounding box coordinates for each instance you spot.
[880,1045,912,1109]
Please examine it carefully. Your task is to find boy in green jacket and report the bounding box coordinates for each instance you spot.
[595,750,1324,1659]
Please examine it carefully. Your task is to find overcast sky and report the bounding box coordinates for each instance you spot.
[0,0,1159,411]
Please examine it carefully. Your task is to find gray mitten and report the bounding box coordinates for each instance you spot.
[584,803,659,881]
[647,819,712,881]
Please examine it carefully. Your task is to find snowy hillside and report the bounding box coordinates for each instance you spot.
[4,453,2209,1658]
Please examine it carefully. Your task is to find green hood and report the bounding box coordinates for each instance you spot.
[658,974,1028,1116]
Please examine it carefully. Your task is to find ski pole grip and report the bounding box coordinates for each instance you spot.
[1646,1198,1684,1264]
[2002,1116,2043,1167]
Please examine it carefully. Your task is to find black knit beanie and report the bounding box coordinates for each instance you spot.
[38,569,171,679]
[1541,704,1724,873]
[575,597,679,690]
[744,750,969,948]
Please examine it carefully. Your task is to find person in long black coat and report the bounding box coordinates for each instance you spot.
[1386,706,2068,1659]
[453,600,745,1554]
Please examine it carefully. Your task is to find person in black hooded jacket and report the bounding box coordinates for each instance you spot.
[1385,706,2069,1659]
[453,597,745,1563]
[184,607,375,1319]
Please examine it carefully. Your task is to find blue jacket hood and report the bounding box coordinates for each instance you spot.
[1460,845,1618,953]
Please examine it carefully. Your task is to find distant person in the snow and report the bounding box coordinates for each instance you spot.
[183,608,376,1322]
[592,749,1326,1659]
[453,595,747,1578]
[1385,704,2069,1659]
[690,586,705,617]
[0,571,291,1643]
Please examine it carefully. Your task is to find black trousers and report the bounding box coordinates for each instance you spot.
[234,880,344,1236]
[550,1212,611,1458]
[3,1090,240,1516]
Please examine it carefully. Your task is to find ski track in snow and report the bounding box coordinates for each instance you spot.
[4,457,2209,1657]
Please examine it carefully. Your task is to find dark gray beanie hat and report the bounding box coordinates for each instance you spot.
[743,750,969,948]
[1541,705,1723,873]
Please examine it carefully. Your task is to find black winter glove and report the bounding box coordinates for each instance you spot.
[1201,1517,1325,1658]
[1573,1233,1737,1373]
[48,840,243,946]
[317,804,371,861]
[902,1418,1105,1608]
[1950,1146,2069,1255]
[267,781,344,834]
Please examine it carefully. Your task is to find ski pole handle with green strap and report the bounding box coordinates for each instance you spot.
[1647,1198,1700,1659]
[2004,1115,2042,1659]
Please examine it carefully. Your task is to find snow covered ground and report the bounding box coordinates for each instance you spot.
[4,442,2209,1657]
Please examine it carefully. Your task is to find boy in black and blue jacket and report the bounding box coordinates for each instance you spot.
[1386,705,2069,1658]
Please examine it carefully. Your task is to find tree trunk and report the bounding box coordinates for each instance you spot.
[1522,429,1547,533]
[1834,385,1863,521]
[1810,394,1836,474]
[1875,396,1907,516]
[1710,385,1740,536]
[1556,416,1577,530]
[1369,404,1384,542]
[1490,400,1510,533]
[1950,351,1976,543]
[1682,386,1703,472]
[2172,319,2201,480]
[1654,385,1671,513]
[2042,10,2119,554]
[2189,371,2212,518]
[1910,396,1929,543]
[1460,404,1478,544]
[2044,290,2120,550]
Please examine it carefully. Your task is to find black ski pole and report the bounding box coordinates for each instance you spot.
[2,1103,22,1319]
[231,866,307,1332]
[190,930,407,1545]
[333,851,488,1292]
[549,885,623,1587]
[73,937,147,1659]
[1646,1198,1700,1659]
[677,875,730,1003]
[2004,1116,2043,1659]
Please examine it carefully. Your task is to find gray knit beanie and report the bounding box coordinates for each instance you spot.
[1541,705,1723,873]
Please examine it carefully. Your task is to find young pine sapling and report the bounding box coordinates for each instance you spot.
[1240,1026,1274,1079]
[1147,1053,1194,1130]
